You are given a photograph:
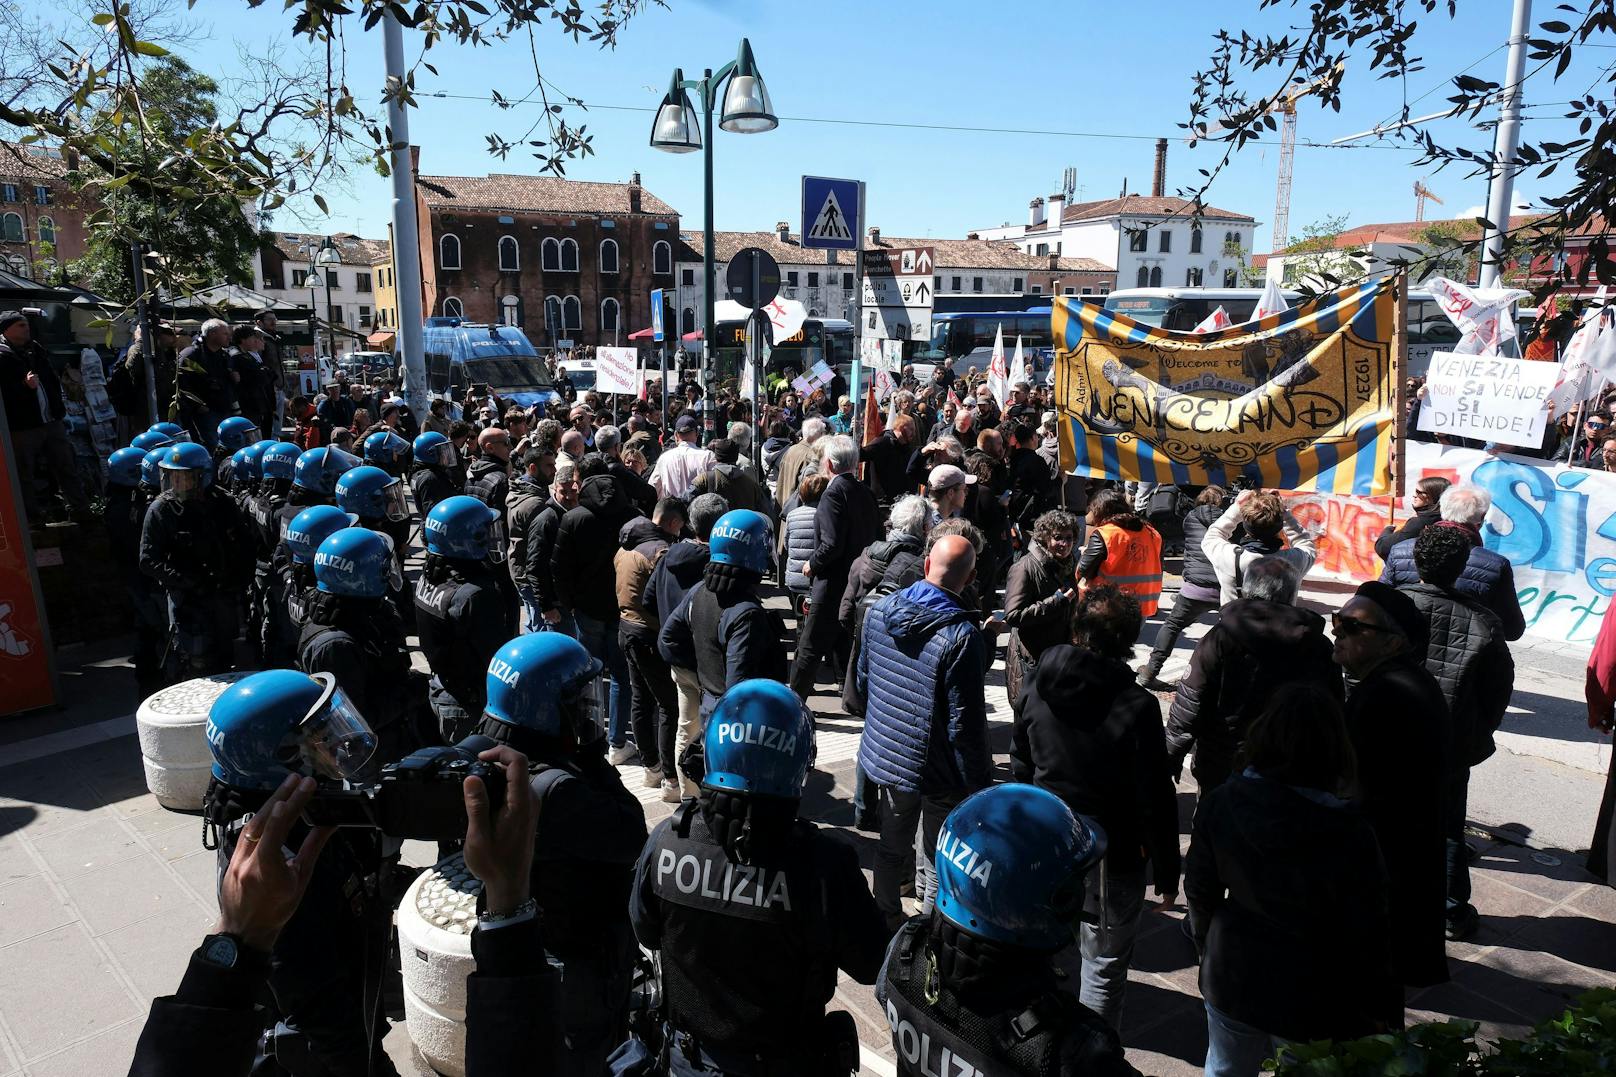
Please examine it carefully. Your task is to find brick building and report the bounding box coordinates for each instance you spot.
[0,142,88,283]
[413,161,679,348]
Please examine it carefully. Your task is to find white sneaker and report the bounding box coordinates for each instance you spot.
[660,779,682,804]
[642,765,664,788]
[609,743,640,766]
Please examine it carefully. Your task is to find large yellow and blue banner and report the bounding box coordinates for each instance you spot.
[1054,279,1397,495]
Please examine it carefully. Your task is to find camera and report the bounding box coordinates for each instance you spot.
[304,736,507,841]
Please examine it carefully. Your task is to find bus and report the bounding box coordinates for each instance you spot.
[421,322,562,413]
[912,307,1091,383]
[708,316,856,385]
[1102,285,1534,375]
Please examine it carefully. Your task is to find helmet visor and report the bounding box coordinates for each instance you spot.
[564,673,608,745]
[377,532,404,592]
[380,479,409,522]
[297,674,379,780]
[161,467,205,501]
[239,424,262,446]
[435,441,460,469]
[486,516,507,563]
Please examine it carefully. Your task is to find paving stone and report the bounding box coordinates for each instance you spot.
[0,876,74,948]
[0,772,107,840]
[1472,844,1600,904]
[0,925,138,1061]
[58,853,196,938]
[1452,947,1615,1022]
[167,848,220,907]
[1493,905,1616,979]
[29,816,145,880]
[22,1017,144,1077]
[0,1027,17,1077]
[125,805,198,839]
[144,818,207,864]
[101,902,215,1001]
[0,831,39,885]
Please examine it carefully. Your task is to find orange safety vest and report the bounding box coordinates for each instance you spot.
[1094,522,1164,616]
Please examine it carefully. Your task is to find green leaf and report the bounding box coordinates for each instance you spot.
[132,41,170,57]
[91,12,115,25]
[313,193,329,214]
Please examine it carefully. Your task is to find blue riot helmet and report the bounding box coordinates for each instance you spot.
[483,633,605,743]
[106,447,148,488]
[285,505,359,566]
[157,441,215,501]
[149,421,185,439]
[139,448,166,491]
[226,448,252,485]
[933,785,1107,951]
[261,441,302,482]
[216,415,262,453]
[364,430,411,469]
[241,440,273,484]
[335,465,409,522]
[702,680,814,799]
[130,430,174,453]
[413,430,459,469]
[293,445,364,497]
[313,527,400,598]
[708,510,773,574]
[207,669,379,791]
[424,495,504,562]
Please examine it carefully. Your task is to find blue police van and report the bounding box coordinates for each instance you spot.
[421,320,561,415]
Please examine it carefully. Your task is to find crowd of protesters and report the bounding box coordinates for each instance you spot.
[1,301,1610,1077]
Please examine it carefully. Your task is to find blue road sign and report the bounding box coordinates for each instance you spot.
[651,288,665,342]
[802,176,862,251]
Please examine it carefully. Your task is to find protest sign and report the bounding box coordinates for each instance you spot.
[1415,351,1556,447]
[594,347,640,394]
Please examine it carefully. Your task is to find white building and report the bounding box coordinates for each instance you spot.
[254,231,391,359]
[673,224,862,338]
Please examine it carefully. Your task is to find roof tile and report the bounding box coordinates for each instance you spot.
[416,173,676,217]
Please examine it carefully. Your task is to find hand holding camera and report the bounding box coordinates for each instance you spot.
[462,746,540,917]
[219,774,335,952]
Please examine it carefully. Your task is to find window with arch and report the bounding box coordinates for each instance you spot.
[498,235,520,272]
[37,216,55,246]
[5,255,25,275]
[443,296,464,319]
[1190,228,1203,254]
[559,238,579,273]
[0,212,21,242]
[681,307,696,336]
[543,295,563,333]
[653,240,672,275]
[439,233,461,269]
[541,237,562,272]
[1223,268,1239,287]
[1135,265,1149,287]
[1185,267,1204,287]
[562,295,581,331]
[1148,266,1163,287]
[600,297,620,333]
[599,238,620,275]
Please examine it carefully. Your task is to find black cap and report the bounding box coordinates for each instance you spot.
[0,311,26,332]
[675,414,699,433]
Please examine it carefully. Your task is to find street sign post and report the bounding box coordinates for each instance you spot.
[726,247,782,310]
[651,288,665,342]
[861,245,936,344]
[801,176,862,251]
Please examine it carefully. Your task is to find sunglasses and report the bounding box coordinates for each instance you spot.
[1589,422,1608,430]
[1331,613,1398,638]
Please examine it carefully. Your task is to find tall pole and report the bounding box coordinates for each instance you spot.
[701,68,717,445]
[324,267,336,360]
[1479,0,1532,288]
[384,12,428,413]
[129,242,159,425]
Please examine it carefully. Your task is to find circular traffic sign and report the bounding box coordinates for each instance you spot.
[726,246,782,310]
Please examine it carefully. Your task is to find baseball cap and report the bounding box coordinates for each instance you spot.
[675,414,700,433]
[928,464,976,493]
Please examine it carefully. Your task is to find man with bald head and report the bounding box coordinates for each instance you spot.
[856,530,992,929]
[467,424,514,527]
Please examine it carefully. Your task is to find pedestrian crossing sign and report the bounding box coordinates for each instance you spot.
[801,176,862,251]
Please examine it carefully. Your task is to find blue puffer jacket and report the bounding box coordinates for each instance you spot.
[783,502,818,594]
[856,581,990,795]
[1380,535,1526,641]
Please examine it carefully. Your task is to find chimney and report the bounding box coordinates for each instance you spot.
[1046,191,1065,228]
[1029,196,1044,228]
[628,172,642,213]
[64,147,80,172]
[1120,178,1129,198]
[776,220,791,242]
[1047,253,1060,270]
[409,144,421,174]
[867,225,880,246]
[966,231,979,241]
[1152,138,1167,197]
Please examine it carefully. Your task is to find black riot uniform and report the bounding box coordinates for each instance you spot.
[410,461,463,521]
[297,593,421,762]
[106,481,167,694]
[244,478,291,662]
[139,486,251,678]
[414,557,516,742]
[631,801,888,1075]
[658,562,788,720]
[266,486,332,662]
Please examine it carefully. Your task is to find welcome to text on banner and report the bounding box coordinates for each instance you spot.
[1053,279,1398,495]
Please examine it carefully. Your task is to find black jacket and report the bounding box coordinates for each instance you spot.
[607,457,657,515]
[0,338,63,430]
[174,343,236,415]
[139,489,253,595]
[643,539,709,629]
[1012,644,1180,884]
[553,474,640,621]
[525,498,567,612]
[860,431,912,502]
[1401,582,1514,769]
[410,464,463,521]
[1006,446,1055,535]
[505,475,548,588]
[466,457,511,524]
[1165,599,1342,784]
[1180,501,1224,592]
[1373,503,1439,562]
[809,472,881,581]
[1185,773,1393,1041]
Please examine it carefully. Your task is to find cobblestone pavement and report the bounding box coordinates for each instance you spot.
[0,576,1611,1076]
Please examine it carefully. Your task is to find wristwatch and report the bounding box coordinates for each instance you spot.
[199,932,269,975]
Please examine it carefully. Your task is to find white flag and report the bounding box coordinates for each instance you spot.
[1253,279,1290,320]
[1008,335,1027,391]
[987,324,1010,407]
[1424,276,1531,356]
[1192,306,1232,334]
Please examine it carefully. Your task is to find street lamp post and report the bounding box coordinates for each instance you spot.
[650,39,777,437]
[316,237,340,362]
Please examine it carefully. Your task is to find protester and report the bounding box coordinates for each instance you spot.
[616,496,686,802]
[1379,485,1526,641]
[692,436,770,515]
[1584,598,1616,887]
[1202,488,1316,606]
[1374,476,1451,561]
[0,311,91,521]
[783,473,828,610]
[649,414,716,499]
[1004,509,1080,708]
[773,415,829,507]
[174,320,238,449]
[1077,488,1164,618]
[1140,486,1227,690]
[860,412,918,504]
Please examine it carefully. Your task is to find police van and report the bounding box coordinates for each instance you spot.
[421,321,562,415]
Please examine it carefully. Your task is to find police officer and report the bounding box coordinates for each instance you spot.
[631,679,887,1077]
[363,429,411,480]
[410,430,464,519]
[299,527,418,762]
[658,510,787,721]
[104,447,166,695]
[214,416,263,494]
[202,669,401,1077]
[477,633,649,1077]
[877,785,1136,1077]
[282,504,358,646]
[415,496,516,742]
[149,421,186,440]
[250,441,303,663]
[138,442,251,679]
[335,464,415,625]
[273,445,364,581]
[130,428,175,454]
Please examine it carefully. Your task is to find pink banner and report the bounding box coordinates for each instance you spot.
[1280,491,1394,584]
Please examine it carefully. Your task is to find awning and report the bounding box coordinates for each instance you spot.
[682,330,703,341]
[366,331,396,349]
[628,326,656,340]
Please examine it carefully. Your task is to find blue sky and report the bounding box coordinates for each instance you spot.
[49,1,1609,251]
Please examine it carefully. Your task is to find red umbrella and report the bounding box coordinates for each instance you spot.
[682,329,704,341]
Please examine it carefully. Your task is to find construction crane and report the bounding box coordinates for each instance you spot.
[1268,64,1344,253]
[1413,180,1443,222]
